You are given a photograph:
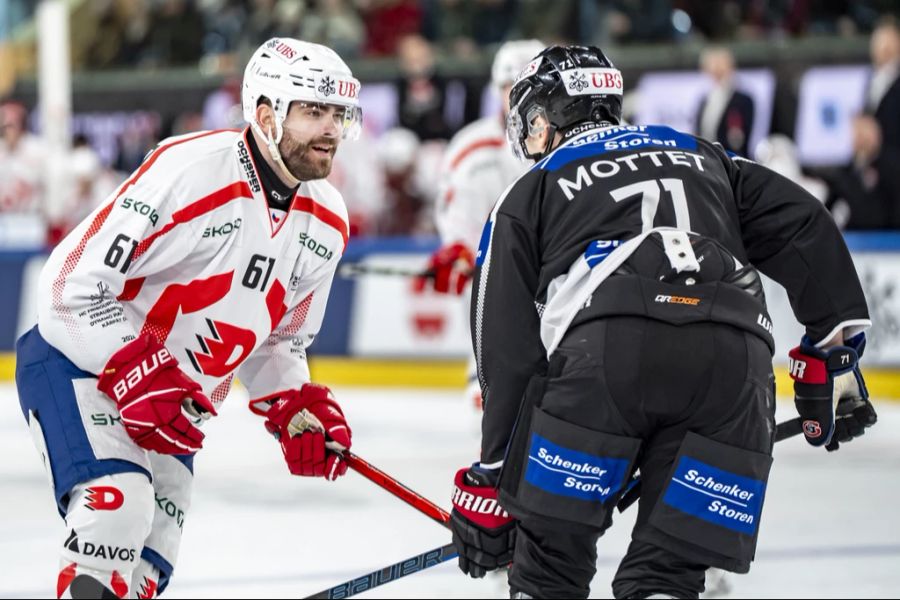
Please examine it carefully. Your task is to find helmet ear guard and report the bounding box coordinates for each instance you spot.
[506,45,623,161]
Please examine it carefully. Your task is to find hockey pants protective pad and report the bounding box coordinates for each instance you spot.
[499,366,641,533]
[641,431,773,572]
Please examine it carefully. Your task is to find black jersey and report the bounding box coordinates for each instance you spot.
[472,124,870,465]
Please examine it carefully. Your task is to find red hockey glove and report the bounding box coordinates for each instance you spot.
[450,465,516,578]
[789,332,877,451]
[416,242,475,295]
[97,334,216,454]
[252,383,352,480]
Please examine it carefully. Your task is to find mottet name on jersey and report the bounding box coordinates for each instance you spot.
[558,149,706,201]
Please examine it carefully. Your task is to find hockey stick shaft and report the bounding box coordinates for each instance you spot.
[304,542,457,599]
[284,413,451,526]
[343,451,452,527]
[302,453,453,599]
[338,263,435,279]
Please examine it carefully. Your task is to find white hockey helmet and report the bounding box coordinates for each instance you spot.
[242,37,363,143]
[491,39,546,88]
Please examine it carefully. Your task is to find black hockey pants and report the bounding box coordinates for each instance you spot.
[501,316,776,599]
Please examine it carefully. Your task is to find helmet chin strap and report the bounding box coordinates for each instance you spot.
[251,120,302,186]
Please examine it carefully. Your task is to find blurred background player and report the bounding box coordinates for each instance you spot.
[0,99,45,215]
[449,44,876,599]
[420,38,544,409]
[14,37,359,599]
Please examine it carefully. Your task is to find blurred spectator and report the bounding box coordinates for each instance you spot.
[754,134,829,203]
[299,0,366,59]
[74,0,152,69]
[144,0,204,66]
[866,17,900,152]
[202,74,243,131]
[822,115,900,229]
[395,34,452,140]
[375,127,432,235]
[695,46,755,156]
[327,127,388,237]
[362,0,422,56]
[115,124,157,174]
[49,135,123,245]
[0,101,45,214]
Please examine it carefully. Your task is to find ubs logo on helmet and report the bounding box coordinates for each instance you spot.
[318,76,336,97]
[567,71,589,93]
[337,79,359,99]
[267,39,297,60]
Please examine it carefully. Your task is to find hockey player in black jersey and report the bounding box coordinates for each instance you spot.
[447,45,877,599]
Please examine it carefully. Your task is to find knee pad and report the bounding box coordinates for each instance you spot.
[59,472,154,596]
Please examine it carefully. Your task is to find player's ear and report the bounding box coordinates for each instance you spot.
[255,101,276,136]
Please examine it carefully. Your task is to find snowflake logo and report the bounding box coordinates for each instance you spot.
[567,71,589,93]
[318,76,335,97]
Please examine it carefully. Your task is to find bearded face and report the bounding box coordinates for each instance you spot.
[278,130,337,180]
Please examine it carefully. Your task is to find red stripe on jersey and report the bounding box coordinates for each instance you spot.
[134,181,253,261]
[267,291,314,346]
[265,279,288,332]
[117,277,146,302]
[292,196,349,247]
[128,130,238,188]
[449,138,505,170]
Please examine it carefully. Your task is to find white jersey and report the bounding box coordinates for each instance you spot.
[435,115,526,250]
[37,128,349,405]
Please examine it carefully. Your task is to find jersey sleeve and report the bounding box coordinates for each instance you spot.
[36,166,175,374]
[237,256,340,401]
[471,186,546,466]
[724,151,870,344]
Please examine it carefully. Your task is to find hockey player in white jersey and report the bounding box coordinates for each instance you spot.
[419,40,544,407]
[15,37,362,599]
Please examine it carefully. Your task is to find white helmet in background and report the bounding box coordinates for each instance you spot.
[491,39,546,88]
[242,38,363,181]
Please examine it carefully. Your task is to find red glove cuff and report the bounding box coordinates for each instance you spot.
[451,468,512,530]
[788,346,828,385]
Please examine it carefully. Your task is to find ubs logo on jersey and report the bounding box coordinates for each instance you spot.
[237,140,262,193]
[185,318,256,377]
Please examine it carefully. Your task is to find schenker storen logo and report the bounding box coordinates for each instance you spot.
[524,434,630,502]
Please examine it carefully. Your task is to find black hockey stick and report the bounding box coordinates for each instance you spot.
[616,416,804,513]
[338,262,435,279]
[303,542,458,599]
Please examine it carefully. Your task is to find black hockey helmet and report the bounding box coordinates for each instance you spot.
[506,45,623,160]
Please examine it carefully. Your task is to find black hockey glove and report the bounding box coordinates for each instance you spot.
[450,464,516,578]
[788,332,877,451]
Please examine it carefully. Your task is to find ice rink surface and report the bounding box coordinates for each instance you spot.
[1,381,898,599]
